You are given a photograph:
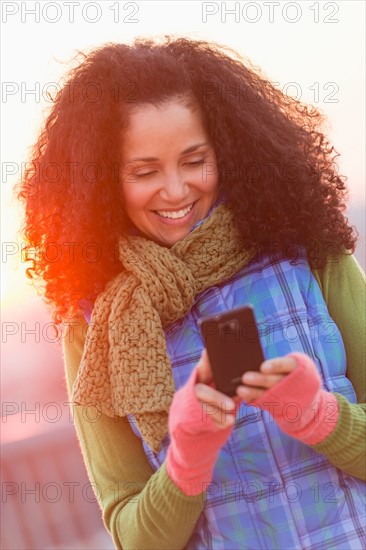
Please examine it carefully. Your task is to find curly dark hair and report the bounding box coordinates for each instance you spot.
[15,36,357,325]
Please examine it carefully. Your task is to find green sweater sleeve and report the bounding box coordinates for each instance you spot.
[62,317,205,550]
[311,252,366,480]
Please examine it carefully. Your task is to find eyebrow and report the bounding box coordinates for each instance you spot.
[128,142,209,163]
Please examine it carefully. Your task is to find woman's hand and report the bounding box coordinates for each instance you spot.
[193,353,300,428]
[193,352,299,427]
[234,351,339,445]
[166,349,239,496]
[193,349,239,429]
[235,355,298,402]
[194,350,339,446]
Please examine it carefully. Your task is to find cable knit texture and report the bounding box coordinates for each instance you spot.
[71,203,258,452]
[253,352,339,444]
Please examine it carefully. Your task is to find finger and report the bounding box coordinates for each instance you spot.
[236,385,266,403]
[194,383,236,411]
[259,355,298,375]
[194,384,236,428]
[195,349,214,385]
[241,372,286,389]
[196,397,236,428]
[205,406,236,428]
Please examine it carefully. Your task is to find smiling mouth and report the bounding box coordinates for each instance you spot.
[154,201,196,219]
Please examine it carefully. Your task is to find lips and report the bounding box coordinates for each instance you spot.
[155,202,195,219]
[152,200,198,226]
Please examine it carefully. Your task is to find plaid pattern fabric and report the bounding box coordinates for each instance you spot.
[126,247,366,549]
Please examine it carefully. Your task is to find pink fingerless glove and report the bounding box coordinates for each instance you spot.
[166,366,239,496]
[253,352,339,445]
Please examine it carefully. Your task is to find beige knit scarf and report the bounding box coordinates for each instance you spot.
[72,203,258,452]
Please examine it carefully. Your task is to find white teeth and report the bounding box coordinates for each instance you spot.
[156,202,194,219]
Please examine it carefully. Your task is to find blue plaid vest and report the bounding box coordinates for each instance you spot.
[80,201,366,549]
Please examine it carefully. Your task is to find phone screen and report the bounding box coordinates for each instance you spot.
[198,305,265,396]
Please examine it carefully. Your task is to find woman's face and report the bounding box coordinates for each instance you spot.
[120,99,219,247]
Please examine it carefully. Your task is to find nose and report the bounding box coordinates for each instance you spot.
[159,170,189,204]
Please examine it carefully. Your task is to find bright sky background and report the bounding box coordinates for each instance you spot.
[1,0,365,308]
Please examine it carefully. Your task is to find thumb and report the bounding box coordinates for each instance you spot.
[195,349,215,386]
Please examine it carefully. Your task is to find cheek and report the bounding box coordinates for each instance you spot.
[121,184,149,210]
[120,167,150,209]
[199,160,219,191]
[203,171,219,194]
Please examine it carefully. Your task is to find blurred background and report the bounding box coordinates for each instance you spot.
[1,1,365,548]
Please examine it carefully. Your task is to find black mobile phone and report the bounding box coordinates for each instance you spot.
[198,305,265,397]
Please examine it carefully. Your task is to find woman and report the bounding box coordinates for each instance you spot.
[16,37,365,549]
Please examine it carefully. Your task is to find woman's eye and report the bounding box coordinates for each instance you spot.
[136,171,156,178]
[186,159,205,166]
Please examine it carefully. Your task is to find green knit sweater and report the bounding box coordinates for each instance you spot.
[62,253,366,550]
